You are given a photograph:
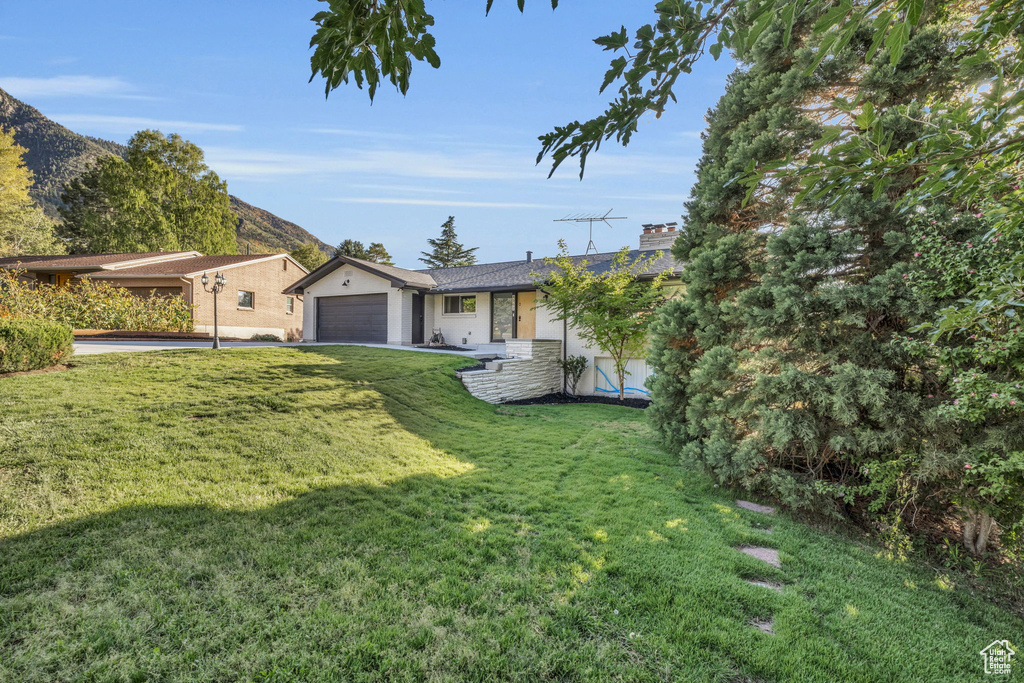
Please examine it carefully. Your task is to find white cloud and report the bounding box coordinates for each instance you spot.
[349,183,465,195]
[0,75,147,99]
[51,114,242,134]
[204,146,544,181]
[325,197,565,209]
[203,145,693,184]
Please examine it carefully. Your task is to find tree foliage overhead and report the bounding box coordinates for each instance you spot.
[419,216,478,268]
[0,126,60,256]
[59,130,238,255]
[309,0,558,101]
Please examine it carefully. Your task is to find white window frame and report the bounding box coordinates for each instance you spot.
[285,296,294,314]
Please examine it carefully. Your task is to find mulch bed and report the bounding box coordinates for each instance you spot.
[416,344,473,351]
[502,393,650,409]
[0,364,69,379]
[74,330,213,340]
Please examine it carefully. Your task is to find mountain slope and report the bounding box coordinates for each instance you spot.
[0,88,331,255]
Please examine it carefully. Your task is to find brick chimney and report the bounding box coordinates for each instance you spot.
[638,222,680,251]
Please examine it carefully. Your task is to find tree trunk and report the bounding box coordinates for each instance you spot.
[617,368,625,401]
[962,508,996,555]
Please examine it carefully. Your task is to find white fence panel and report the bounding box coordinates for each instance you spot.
[594,357,652,396]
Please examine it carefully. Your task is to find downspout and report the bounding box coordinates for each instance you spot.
[540,286,568,393]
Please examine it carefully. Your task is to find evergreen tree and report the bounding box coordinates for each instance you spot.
[0,126,60,256]
[648,10,960,512]
[366,242,394,265]
[289,242,328,271]
[419,216,477,268]
[336,239,369,259]
[59,130,237,255]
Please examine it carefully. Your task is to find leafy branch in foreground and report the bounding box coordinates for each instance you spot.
[309,0,557,101]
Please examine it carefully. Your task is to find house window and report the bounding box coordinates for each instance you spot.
[238,290,254,309]
[443,295,476,314]
[286,296,294,314]
[283,260,288,271]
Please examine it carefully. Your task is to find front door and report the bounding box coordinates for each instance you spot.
[516,291,536,339]
[412,293,425,344]
[491,292,516,341]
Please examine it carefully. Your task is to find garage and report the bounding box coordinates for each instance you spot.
[316,294,387,343]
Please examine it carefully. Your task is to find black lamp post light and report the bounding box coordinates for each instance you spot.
[200,271,227,349]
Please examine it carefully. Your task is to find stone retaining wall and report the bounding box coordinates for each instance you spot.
[456,339,562,403]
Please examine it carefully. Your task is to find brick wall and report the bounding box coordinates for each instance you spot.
[190,256,303,340]
[456,339,561,403]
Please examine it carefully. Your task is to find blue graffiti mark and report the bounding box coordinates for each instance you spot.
[595,366,651,396]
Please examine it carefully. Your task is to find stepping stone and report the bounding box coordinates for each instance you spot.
[736,500,776,515]
[745,579,783,591]
[736,545,781,568]
[748,618,774,634]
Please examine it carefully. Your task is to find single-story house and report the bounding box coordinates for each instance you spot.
[0,251,307,340]
[285,224,683,396]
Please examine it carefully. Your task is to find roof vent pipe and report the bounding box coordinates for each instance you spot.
[526,251,533,263]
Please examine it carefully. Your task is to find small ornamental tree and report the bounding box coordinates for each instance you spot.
[289,242,328,272]
[419,216,478,268]
[537,241,668,401]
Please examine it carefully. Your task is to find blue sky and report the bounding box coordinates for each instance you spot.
[2,1,735,266]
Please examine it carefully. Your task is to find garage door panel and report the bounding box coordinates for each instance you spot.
[317,294,387,343]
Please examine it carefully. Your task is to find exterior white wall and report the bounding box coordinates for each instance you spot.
[423,294,435,338]
[390,288,414,345]
[302,266,409,344]
[427,292,494,345]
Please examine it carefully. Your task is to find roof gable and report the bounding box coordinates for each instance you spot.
[284,255,436,294]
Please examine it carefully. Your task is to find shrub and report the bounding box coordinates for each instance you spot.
[250,333,283,342]
[559,354,588,396]
[0,319,73,373]
[0,269,193,332]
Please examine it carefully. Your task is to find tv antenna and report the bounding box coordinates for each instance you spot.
[553,209,627,255]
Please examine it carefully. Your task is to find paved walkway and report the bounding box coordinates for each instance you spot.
[72,340,490,357]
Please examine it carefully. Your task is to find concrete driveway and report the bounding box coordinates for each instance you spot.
[72,340,489,357]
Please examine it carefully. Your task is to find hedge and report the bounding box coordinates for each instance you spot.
[0,319,74,373]
[0,269,193,332]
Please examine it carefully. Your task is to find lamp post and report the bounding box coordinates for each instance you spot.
[201,272,227,349]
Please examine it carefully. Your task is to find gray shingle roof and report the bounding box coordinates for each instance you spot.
[417,249,681,293]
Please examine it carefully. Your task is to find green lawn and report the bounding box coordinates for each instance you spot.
[0,346,1020,681]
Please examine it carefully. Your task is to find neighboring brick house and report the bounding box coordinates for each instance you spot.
[0,251,307,340]
[285,223,684,396]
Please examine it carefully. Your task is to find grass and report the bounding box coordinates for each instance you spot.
[0,346,1020,682]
